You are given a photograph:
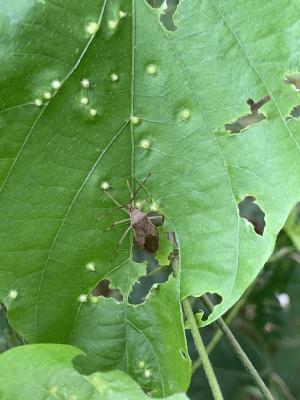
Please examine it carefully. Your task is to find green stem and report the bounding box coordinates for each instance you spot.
[202,295,275,400]
[192,326,222,374]
[145,264,169,277]
[270,372,296,400]
[183,298,224,400]
[192,287,249,373]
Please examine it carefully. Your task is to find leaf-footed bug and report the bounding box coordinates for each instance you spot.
[101,173,164,255]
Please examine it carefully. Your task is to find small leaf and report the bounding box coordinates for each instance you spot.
[0,344,189,400]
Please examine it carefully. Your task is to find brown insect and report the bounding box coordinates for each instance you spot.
[103,174,163,255]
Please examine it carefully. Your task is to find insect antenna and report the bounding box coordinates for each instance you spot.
[132,172,152,201]
[126,179,134,200]
[102,190,129,215]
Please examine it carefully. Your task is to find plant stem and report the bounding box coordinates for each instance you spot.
[192,286,250,373]
[145,264,170,277]
[192,326,222,374]
[202,295,275,400]
[183,298,224,400]
[270,372,296,400]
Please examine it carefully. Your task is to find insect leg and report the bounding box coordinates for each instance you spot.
[127,179,134,200]
[110,225,132,262]
[118,225,131,245]
[104,190,129,215]
[104,219,130,231]
[132,173,152,199]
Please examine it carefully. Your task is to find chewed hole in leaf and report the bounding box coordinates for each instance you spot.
[284,73,300,91]
[129,240,173,305]
[190,293,222,323]
[286,105,300,120]
[225,113,265,133]
[180,350,187,360]
[238,196,266,235]
[225,95,271,133]
[147,0,179,31]
[92,279,123,302]
[147,0,164,7]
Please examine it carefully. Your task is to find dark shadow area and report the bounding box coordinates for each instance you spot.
[238,196,266,235]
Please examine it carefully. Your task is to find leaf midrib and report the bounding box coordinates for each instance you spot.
[146,2,240,297]
[67,4,167,394]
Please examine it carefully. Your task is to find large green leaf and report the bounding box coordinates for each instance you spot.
[0,344,189,400]
[0,0,192,395]
[1,0,300,390]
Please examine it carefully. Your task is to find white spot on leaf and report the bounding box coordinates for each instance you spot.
[108,20,118,30]
[180,108,191,120]
[9,290,18,300]
[80,97,89,105]
[140,139,151,149]
[86,22,99,35]
[81,79,90,88]
[34,99,43,107]
[86,262,96,272]
[144,369,152,378]
[78,294,88,303]
[90,108,97,117]
[51,80,61,90]
[119,10,127,18]
[101,181,110,190]
[111,73,119,82]
[147,64,157,75]
[131,116,140,125]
